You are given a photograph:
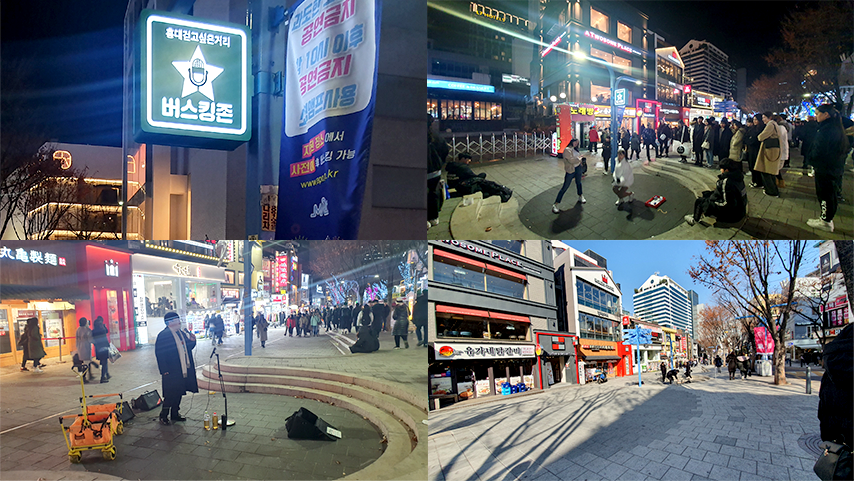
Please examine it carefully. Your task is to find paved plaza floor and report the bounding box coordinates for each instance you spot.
[428,365,824,481]
[428,147,854,240]
[0,325,426,480]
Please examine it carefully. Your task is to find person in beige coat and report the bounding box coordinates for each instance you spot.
[755,112,781,197]
[729,120,745,162]
[552,138,586,213]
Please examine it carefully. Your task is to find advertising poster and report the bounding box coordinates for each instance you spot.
[430,377,453,396]
[456,382,473,399]
[493,377,507,392]
[523,374,534,389]
[42,312,64,348]
[475,380,491,396]
[545,362,555,385]
[754,326,775,354]
[277,0,382,239]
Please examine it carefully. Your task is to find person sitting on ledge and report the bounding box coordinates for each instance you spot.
[445,152,513,202]
[684,157,747,226]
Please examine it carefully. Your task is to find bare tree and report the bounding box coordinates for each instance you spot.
[689,241,808,385]
[19,174,84,239]
[697,303,741,354]
[765,1,854,116]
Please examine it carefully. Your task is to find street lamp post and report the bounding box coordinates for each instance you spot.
[608,66,643,173]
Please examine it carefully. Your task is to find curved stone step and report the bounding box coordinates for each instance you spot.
[197,364,426,480]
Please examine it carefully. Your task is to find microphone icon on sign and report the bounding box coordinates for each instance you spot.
[189,58,207,87]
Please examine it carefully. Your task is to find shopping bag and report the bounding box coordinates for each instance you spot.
[108,343,121,363]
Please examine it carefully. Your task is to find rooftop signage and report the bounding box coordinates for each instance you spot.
[470,2,530,29]
[135,10,251,149]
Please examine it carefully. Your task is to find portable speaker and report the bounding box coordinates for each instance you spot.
[285,407,341,440]
[118,401,135,422]
[131,390,162,411]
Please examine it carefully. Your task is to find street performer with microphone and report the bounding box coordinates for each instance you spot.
[155,312,198,425]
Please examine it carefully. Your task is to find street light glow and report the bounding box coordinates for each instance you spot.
[550,95,558,102]
[559,92,566,99]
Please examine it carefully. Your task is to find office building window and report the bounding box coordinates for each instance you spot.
[579,312,620,341]
[617,22,632,43]
[590,8,609,34]
[576,278,620,315]
[486,240,523,254]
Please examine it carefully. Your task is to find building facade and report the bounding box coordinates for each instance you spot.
[633,274,694,338]
[535,0,655,140]
[428,240,558,409]
[679,39,732,99]
[653,44,687,126]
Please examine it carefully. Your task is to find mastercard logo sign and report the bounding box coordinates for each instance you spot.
[438,345,455,357]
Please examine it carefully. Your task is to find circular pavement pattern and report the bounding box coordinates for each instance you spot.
[519,168,696,239]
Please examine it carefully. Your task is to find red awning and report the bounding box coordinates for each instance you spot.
[433,249,486,268]
[436,305,490,318]
[489,311,530,323]
[484,263,528,281]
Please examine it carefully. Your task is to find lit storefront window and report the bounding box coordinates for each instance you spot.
[438,100,502,121]
[590,47,631,75]
[428,99,439,119]
[590,8,609,34]
[436,313,530,341]
[590,83,611,104]
[617,22,632,43]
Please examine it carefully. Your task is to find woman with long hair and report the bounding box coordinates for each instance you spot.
[91,317,111,383]
[552,138,586,213]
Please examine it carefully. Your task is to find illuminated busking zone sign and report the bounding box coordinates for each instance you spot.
[136,10,251,149]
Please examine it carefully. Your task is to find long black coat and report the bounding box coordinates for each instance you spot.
[718,126,733,160]
[702,170,747,223]
[155,328,198,399]
[692,124,705,149]
[819,323,853,445]
[349,325,379,353]
[92,324,110,361]
[809,118,848,177]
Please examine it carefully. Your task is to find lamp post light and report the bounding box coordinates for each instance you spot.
[608,67,644,173]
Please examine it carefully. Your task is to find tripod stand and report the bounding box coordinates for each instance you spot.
[211,346,234,430]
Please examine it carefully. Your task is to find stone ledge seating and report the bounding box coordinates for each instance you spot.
[198,363,426,480]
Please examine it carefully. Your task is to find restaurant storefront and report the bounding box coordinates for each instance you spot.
[577,339,633,381]
[0,242,87,367]
[75,244,135,352]
[534,330,578,388]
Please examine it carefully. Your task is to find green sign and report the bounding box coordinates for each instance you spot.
[135,10,251,149]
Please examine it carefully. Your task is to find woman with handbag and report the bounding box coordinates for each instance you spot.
[92,316,111,383]
[729,120,746,165]
[755,112,782,197]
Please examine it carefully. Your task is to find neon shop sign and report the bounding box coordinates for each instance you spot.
[584,30,643,57]
[470,2,530,28]
[0,247,66,266]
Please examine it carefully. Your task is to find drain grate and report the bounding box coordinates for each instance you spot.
[799,433,825,457]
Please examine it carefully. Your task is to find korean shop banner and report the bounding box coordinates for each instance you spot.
[754,326,775,354]
[276,0,381,239]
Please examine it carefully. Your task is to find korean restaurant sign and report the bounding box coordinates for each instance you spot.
[135,10,251,149]
[435,342,535,360]
[277,0,381,239]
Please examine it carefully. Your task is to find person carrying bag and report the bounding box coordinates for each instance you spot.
[814,323,853,480]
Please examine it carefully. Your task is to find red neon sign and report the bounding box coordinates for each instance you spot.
[541,33,565,57]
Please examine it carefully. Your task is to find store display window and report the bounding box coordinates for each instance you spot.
[143,276,178,317]
[617,22,631,43]
[590,8,609,34]
[436,313,530,341]
[433,250,527,300]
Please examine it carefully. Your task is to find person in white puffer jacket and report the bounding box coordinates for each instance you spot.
[612,148,635,208]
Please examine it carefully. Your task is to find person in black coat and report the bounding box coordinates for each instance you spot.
[718,119,733,162]
[806,104,849,232]
[692,118,705,165]
[413,292,427,346]
[744,117,765,187]
[685,158,747,225]
[818,323,853,451]
[92,317,111,383]
[155,312,198,425]
[349,323,380,353]
[675,120,691,163]
[799,116,818,170]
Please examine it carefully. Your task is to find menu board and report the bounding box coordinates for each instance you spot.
[476,380,491,396]
[430,376,453,396]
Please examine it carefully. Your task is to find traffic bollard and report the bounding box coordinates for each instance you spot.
[806,366,811,394]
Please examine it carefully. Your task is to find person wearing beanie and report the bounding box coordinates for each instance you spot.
[155,312,198,425]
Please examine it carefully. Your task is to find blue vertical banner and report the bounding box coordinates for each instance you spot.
[277,0,381,239]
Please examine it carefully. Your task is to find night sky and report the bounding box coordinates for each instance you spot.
[3,1,801,147]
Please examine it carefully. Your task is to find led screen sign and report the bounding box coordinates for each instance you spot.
[427,79,495,93]
[135,10,251,150]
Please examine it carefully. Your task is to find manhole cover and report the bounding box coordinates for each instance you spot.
[799,433,825,457]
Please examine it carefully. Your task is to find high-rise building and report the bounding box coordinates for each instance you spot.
[679,40,732,98]
[633,274,694,337]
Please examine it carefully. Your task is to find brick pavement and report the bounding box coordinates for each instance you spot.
[428,147,853,240]
[428,365,823,481]
[0,325,426,480]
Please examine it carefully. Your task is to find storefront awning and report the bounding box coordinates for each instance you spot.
[582,355,621,361]
[484,264,528,281]
[0,284,89,301]
[436,305,490,318]
[489,311,530,323]
[433,249,486,268]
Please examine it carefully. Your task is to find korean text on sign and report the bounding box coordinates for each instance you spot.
[293,0,356,46]
[165,27,231,48]
[162,98,233,124]
[299,84,357,127]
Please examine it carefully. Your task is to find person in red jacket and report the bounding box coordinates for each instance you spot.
[588,125,600,154]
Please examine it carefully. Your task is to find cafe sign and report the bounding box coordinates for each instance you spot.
[136,10,251,149]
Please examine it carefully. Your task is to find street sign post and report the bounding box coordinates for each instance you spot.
[614,88,626,107]
[622,327,651,387]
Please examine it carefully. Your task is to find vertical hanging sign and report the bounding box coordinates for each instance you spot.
[277,0,381,239]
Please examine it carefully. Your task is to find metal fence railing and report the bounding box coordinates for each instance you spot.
[441,132,552,162]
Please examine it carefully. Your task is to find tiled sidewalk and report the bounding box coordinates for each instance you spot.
[428,366,822,481]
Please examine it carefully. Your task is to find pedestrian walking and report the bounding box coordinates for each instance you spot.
[21,318,47,372]
[392,303,410,349]
[310,310,320,337]
[630,131,641,160]
[256,313,268,348]
[612,149,635,208]
[552,139,586,213]
[75,318,96,383]
[299,311,309,337]
[413,292,427,347]
[92,317,111,383]
[676,119,691,163]
[213,315,224,344]
[703,118,717,167]
[656,121,672,157]
[714,355,722,373]
[660,362,667,383]
[602,133,613,174]
[806,104,848,233]
[756,112,782,197]
[738,355,749,380]
[718,118,733,163]
[428,117,448,229]
[155,312,198,425]
[642,124,656,161]
[588,125,599,153]
[726,353,737,380]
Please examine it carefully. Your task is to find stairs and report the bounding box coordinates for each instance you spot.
[638,158,719,198]
[449,191,525,238]
[197,363,426,480]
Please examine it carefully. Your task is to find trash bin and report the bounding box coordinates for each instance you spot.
[757,360,772,377]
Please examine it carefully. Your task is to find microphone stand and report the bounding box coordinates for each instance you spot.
[212,346,232,430]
